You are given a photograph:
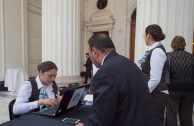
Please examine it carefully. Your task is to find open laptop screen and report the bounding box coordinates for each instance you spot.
[66,87,85,109]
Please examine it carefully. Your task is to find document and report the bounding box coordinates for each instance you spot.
[83,94,93,106]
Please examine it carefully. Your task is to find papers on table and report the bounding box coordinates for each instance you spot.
[83,94,93,106]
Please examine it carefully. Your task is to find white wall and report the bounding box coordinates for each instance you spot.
[113,0,128,56]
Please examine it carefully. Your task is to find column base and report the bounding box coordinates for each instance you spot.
[55,76,84,87]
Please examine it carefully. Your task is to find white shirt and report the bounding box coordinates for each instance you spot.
[92,64,99,77]
[92,53,108,76]
[101,53,109,66]
[13,75,56,115]
[148,42,168,94]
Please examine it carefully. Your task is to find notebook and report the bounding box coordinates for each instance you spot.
[34,84,90,117]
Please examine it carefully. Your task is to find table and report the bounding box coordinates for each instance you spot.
[0,105,92,126]
[4,67,29,93]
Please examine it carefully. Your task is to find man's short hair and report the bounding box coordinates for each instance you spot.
[88,33,115,53]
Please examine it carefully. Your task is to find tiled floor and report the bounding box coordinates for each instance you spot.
[0,91,17,124]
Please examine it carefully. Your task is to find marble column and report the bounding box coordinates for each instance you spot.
[0,0,5,81]
[135,0,194,64]
[0,0,28,81]
[42,0,82,86]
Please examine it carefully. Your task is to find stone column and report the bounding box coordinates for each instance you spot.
[0,0,28,81]
[42,0,82,86]
[135,0,194,64]
[0,0,5,81]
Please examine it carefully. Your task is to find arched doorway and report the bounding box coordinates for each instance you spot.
[130,9,136,61]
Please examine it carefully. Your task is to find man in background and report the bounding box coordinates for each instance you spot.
[84,53,92,84]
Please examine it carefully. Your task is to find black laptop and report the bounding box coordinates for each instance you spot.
[34,84,90,117]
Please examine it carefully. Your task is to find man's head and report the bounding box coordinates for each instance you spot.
[88,33,115,68]
[85,53,89,58]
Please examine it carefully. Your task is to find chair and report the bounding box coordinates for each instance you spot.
[9,99,20,120]
[58,86,68,95]
[67,83,80,89]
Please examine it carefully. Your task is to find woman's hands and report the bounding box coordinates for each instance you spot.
[56,94,62,102]
[38,98,59,106]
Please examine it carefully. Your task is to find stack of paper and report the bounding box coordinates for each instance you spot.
[83,94,93,106]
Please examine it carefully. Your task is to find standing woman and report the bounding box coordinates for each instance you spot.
[140,24,169,125]
[13,61,60,115]
[166,36,194,126]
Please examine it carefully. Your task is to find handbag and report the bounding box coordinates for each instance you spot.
[165,53,171,85]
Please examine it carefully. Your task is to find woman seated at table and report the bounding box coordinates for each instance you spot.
[13,61,61,115]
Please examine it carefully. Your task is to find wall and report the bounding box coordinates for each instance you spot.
[84,0,137,58]
[27,0,42,77]
[80,0,86,72]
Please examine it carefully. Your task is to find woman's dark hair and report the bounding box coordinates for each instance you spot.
[171,36,186,50]
[145,24,165,41]
[37,61,58,73]
[88,33,115,53]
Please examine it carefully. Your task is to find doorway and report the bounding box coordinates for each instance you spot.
[129,9,136,61]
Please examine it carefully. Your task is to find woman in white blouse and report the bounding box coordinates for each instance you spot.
[140,24,169,126]
[13,61,61,115]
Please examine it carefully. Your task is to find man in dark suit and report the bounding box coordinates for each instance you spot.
[84,53,92,83]
[76,33,162,126]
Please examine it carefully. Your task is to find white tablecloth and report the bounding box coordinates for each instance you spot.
[4,67,29,93]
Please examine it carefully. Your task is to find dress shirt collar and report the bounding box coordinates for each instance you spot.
[35,75,46,90]
[36,75,54,90]
[148,42,162,51]
[101,53,109,66]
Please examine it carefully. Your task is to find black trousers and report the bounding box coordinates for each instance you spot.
[165,91,194,126]
[151,91,169,126]
[84,71,91,83]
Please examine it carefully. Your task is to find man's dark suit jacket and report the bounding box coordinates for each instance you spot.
[86,51,162,126]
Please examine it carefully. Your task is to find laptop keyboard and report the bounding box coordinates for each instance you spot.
[39,107,58,115]
[39,106,59,115]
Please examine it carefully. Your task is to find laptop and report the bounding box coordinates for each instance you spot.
[34,84,90,117]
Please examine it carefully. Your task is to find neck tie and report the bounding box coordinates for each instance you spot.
[39,86,48,111]
[138,50,150,65]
